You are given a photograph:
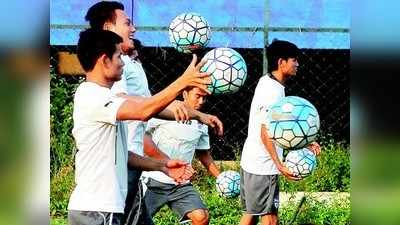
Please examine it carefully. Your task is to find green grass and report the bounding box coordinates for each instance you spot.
[51,144,350,224]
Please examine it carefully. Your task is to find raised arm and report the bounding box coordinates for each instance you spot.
[116,54,210,121]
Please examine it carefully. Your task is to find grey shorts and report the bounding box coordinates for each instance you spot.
[240,168,280,215]
[68,210,123,225]
[144,178,207,223]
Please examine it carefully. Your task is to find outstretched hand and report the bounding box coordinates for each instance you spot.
[179,54,211,94]
[197,112,224,136]
[277,164,302,181]
[163,159,196,184]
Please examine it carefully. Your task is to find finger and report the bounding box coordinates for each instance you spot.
[196,72,211,79]
[195,58,208,71]
[188,166,196,174]
[213,117,224,136]
[195,84,212,95]
[173,109,180,122]
[179,105,190,121]
[189,54,198,68]
[195,76,212,85]
[176,107,185,122]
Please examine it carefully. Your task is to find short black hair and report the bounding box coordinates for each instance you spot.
[267,39,300,72]
[85,1,124,29]
[77,28,123,72]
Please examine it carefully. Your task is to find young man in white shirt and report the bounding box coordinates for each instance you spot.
[68,28,221,225]
[84,2,224,225]
[142,87,221,225]
[239,40,321,225]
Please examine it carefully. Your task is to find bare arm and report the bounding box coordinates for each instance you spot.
[261,124,299,180]
[156,100,224,136]
[116,55,210,121]
[128,151,166,171]
[196,151,220,177]
[143,134,169,160]
[127,152,194,183]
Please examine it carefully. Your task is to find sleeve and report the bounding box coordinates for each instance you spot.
[92,95,126,125]
[145,118,163,134]
[253,80,284,125]
[196,125,210,150]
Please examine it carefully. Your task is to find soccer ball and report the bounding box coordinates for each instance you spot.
[201,48,247,95]
[169,12,211,53]
[216,170,240,198]
[266,96,320,149]
[284,148,317,179]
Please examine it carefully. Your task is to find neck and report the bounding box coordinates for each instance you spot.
[86,71,113,89]
[271,71,286,85]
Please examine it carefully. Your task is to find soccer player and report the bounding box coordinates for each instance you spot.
[239,40,321,225]
[67,28,220,225]
[143,87,221,225]
[83,2,223,225]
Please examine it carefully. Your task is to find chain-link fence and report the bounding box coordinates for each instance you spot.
[50,38,349,160]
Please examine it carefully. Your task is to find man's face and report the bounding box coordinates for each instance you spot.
[281,57,299,76]
[104,44,125,82]
[107,9,136,54]
[183,87,207,110]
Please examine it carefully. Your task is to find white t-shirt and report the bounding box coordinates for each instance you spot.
[240,75,285,175]
[142,118,210,184]
[111,55,151,156]
[68,82,128,213]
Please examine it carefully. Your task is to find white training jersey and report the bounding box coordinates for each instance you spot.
[142,118,210,184]
[68,82,128,213]
[240,75,285,175]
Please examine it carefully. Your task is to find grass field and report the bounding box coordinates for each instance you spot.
[50,142,350,225]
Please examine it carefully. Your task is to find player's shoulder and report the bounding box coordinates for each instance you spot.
[255,76,283,95]
[76,82,105,97]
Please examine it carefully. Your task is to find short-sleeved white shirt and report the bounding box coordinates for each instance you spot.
[68,82,128,213]
[142,118,210,184]
[240,75,285,175]
[111,55,151,156]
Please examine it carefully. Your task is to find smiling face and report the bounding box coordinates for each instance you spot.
[105,9,136,54]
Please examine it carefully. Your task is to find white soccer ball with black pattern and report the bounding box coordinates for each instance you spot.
[284,148,317,179]
[201,48,247,95]
[169,12,211,53]
[266,96,320,149]
[215,170,240,198]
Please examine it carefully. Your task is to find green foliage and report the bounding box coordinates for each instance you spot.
[153,179,350,225]
[50,165,75,218]
[280,195,350,225]
[50,69,84,176]
[280,142,350,192]
[51,218,67,225]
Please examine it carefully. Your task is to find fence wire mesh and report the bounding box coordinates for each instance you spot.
[50,38,349,160]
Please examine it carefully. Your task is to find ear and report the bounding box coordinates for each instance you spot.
[277,58,287,68]
[277,58,283,66]
[103,22,113,31]
[99,54,110,68]
[182,90,188,99]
